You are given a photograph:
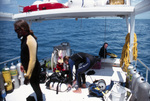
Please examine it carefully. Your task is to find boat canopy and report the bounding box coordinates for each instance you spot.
[13,5,134,21]
[13,0,150,21]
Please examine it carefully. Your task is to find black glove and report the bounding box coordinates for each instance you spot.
[24,78,30,85]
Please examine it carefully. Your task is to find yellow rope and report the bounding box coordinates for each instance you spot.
[120,33,138,72]
[133,33,138,60]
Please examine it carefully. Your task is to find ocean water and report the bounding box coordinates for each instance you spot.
[0,19,150,82]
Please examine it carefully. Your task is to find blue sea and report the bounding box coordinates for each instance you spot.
[0,19,150,83]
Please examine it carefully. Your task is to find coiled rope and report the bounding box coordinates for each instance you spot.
[120,33,138,72]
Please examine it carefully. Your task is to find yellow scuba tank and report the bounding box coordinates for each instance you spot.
[0,72,6,99]
[2,64,13,93]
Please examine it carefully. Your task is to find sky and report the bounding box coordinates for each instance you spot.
[0,0,149,19]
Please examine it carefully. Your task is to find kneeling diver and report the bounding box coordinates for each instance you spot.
[63,52,96,93]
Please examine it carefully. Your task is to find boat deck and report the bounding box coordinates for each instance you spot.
[6,64,126,101]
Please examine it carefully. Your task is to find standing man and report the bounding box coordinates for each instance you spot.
[14,20,43,101]
[63,52,96,93]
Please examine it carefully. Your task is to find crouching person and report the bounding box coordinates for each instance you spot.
[63,52,96,93]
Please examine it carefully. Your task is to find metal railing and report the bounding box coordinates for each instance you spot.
[137,58,150,82]
[18,5,24,13]
[0,56,20,65]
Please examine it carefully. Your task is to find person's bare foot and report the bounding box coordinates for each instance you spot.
[73,88,82,93]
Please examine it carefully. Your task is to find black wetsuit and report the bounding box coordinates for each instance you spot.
[21,34,43,101]
[68,52,96,87]
[99,46,107,58]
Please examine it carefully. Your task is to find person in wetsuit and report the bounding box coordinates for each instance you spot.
[63,52,96,93]
[99,42,110,58]
[14,20,43,101]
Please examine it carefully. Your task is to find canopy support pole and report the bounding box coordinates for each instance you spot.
[126,0,131,6]
[126,15,130,33]
[129,13,135,63]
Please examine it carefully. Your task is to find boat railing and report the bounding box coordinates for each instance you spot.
[0,56,20,65]
[18,5,24,13]
[17,0,131,13]
[137,58,150,82]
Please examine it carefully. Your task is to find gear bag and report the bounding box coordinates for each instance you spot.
[88,79,107,97]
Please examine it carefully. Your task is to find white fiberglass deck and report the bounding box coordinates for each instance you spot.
[6,65,126,101]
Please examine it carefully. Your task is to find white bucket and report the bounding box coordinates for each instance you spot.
[111,84,126,101]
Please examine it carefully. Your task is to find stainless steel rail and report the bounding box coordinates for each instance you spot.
[0,56,20,65]
[137,58,150,82]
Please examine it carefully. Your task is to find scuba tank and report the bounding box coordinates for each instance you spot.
[137,79,150,101]
[126,65,134,88]
[132,76,145,100]
[127,65,134,80]
[16,61,24,85]
[49,82,68,92]
[10,63,20,89]
[131,70,140,90]
[129,67,136,89]
[2,64,13,93]
[126,65,134,87]
[0,72,6,100]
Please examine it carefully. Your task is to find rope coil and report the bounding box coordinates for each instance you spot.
[120,33,138,72]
